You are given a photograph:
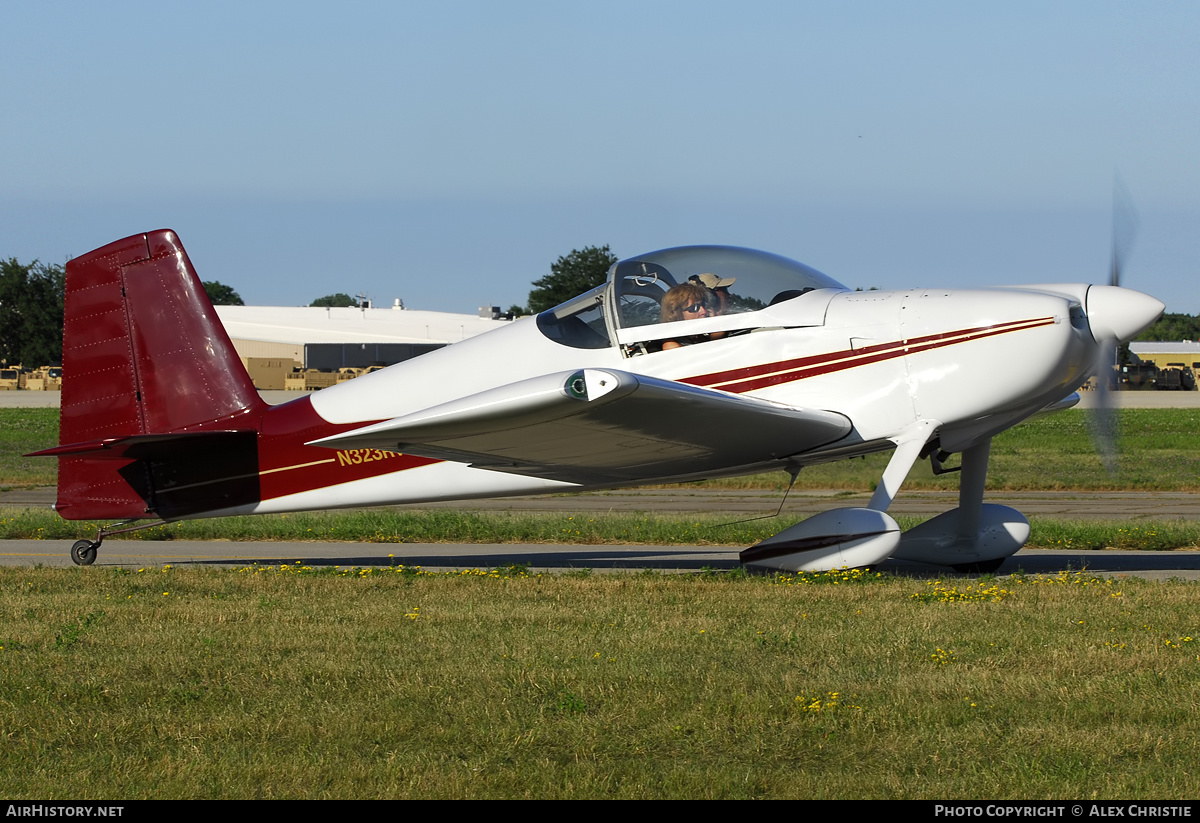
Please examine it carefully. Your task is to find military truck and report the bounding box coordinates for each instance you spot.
[1158,362,1197,391]
[24,366,63,391]
[0,366,24,390]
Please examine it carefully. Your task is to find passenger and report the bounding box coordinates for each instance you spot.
[660,283,714,351]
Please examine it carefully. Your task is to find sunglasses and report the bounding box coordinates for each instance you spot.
[682,302,707,313]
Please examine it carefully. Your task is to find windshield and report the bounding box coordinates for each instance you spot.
[535,284,611,349]
[611,246,844,331]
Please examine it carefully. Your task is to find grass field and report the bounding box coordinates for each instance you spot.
[677,406,1200,492]
[0,408,57,489]
[2,564,1197,799]
[4,410,1200,799]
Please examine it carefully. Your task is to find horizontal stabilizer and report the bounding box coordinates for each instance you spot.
[34,430,261,520]
[310,369,852,484]
[27,430,254,461]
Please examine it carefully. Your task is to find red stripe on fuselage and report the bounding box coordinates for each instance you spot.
[255,396,438,502]
[680,317,1056,394]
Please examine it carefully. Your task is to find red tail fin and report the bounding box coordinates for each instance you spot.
[61,230,264,441]
[50,230,267,518]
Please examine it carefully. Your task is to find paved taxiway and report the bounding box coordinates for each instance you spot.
[5,486,1200,579]
[3,539,1199,580]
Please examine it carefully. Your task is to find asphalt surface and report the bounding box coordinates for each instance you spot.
[3,538,1198,580]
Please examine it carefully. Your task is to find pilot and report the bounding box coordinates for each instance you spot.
[688,273,736,316]
[660,283,715,350]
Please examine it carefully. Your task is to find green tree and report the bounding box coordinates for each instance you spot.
[203,281,244,306]
[310,293,357,308]
[0,258,65,366]
[1135,313,1200,343]
[526,245,617,314]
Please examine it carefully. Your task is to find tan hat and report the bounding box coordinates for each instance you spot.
[689,272,736,289]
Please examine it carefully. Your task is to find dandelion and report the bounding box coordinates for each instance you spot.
[912,581,1010,603]
[930,647,956,665]
[795,691,861,713]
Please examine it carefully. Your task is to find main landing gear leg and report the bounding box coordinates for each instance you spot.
[956,439,991,544]
[868,419,941,512]
[891,434,1028,573]
[950,439,1005,574]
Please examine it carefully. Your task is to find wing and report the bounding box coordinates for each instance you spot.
[308,369,852,485]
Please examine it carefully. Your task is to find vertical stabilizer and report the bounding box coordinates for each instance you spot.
[54,230,266,518]
[61,230,264,442]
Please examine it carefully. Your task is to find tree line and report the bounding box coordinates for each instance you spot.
[0,259,64,366]
[1135,313,1200,343]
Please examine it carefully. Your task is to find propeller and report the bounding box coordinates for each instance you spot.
[1087,177,1141,474]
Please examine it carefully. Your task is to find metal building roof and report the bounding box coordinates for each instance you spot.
[214,305,515,346]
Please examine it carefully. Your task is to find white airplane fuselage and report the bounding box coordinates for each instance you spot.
[253,284,1098,516]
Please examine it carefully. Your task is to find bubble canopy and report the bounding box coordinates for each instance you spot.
[611,245,845,330]
[535,245,846,350]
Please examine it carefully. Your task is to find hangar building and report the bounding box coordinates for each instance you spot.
[1128,341,1200,371]
[213,304,515,369]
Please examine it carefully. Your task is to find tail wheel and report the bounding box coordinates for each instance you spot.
[70,540,99,566]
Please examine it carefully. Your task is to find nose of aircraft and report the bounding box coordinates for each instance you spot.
[1085,285,1165,343]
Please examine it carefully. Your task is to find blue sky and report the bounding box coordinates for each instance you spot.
[3,1,1198,312]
